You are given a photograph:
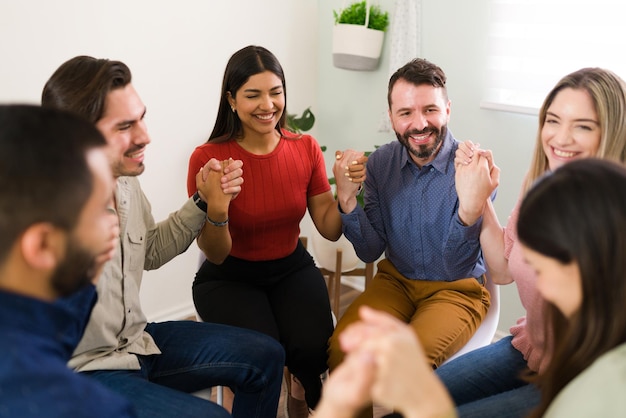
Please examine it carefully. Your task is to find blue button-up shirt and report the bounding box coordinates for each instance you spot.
[341,130,486,281]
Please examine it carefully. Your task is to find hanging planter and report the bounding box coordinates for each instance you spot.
[332,1,389,71]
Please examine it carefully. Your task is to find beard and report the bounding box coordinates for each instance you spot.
[396,125,447,160]
[50,238,98,297]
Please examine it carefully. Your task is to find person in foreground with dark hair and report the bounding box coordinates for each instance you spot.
[42,55,285,418]
[0,104,133,417]
[316,157,626,418]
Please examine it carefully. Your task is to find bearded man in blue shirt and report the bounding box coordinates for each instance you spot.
[329,58,497,418]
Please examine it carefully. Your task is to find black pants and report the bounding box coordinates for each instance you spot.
[193,241,333,408]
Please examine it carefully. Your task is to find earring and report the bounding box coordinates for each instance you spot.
[231,106,236,113]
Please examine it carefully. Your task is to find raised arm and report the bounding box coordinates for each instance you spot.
[455,142,512,284]
[309,149,367,241]
[196,158,242,264]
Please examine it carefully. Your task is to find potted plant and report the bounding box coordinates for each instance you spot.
[332,0,390,71]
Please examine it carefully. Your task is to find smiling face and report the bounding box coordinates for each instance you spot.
[389,79,450,166]
[541,88,601,171]
[521,244,583,318]
[95,84,150,178]
[229,70,285,138]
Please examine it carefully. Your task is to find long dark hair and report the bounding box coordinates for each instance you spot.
[518,158,626,417]
[208,45,287,143]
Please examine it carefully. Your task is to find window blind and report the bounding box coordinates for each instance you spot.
[481,0,626,115]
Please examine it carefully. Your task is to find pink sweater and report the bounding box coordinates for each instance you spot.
[504,200,551,373]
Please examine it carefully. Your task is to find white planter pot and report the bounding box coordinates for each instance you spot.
[311,229,360,272]
[332,23,385,71]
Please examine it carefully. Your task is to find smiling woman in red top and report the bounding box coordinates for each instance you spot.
[187,45,366,416]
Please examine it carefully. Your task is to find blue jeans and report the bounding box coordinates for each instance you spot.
[84,320,285,418]
[435,336,540,418]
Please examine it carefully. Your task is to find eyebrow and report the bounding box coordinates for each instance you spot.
[243,86,283,93]
[546,111,599,125]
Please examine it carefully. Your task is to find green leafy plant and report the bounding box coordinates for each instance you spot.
[287,107,315,133]
[333,1,390,32]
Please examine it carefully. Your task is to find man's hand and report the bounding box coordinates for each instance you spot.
[455,148,500,226]
[197,158,243,201]
[197,159,234,222]
[332,149,367,213]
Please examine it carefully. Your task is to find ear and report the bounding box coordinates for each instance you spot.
[20,223,66,272]
[226,91,235,107]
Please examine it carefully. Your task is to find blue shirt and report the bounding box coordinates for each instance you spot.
[0,286,136,418]
[341,130,486,281]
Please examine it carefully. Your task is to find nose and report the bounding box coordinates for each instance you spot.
[259,94,274,111]
[411,113,429,131]
[553,124,574,145]
[134,119,151,146]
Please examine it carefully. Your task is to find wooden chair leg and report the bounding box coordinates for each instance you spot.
[331,249,342,316]
[365,261,374,288]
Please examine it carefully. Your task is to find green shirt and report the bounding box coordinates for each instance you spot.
[546,343,626,417]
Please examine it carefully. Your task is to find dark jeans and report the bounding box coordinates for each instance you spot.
[435,336,540,418]
[84,320,285,418]
[193,240,334,409]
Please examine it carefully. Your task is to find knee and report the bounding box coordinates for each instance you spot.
[255,333,286,370]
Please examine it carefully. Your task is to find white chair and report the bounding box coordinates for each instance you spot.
[442,275,500,365]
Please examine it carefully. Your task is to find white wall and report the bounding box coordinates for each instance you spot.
[1,0,532,332]
[0,0,319,321]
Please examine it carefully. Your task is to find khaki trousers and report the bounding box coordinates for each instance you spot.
[327,258,491,418]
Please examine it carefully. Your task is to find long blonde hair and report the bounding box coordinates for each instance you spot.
[524,68,626,192]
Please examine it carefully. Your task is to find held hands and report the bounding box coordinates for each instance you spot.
[455,141,500,226]
[332,149,367,213]
[196,158,241,222]
[197,157,244,199]
[320,307,456,418]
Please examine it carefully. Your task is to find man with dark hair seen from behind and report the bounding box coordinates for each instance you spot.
[0,104,135,417]
[42,56,284,418]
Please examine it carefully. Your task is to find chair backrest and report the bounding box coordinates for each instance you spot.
[441,276,500,365]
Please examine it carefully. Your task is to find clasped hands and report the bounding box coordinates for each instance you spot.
[195,158,243,220]
[317,307,456,418]
[454,141,500,226]
[332,149,368,213]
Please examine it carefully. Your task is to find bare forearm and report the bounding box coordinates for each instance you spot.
[315,201,343,241]
[197,220,231,265]
[309,192,343,241]
[480,200,512,284]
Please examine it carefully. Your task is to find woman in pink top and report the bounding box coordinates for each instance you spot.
[434,67,626,418]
